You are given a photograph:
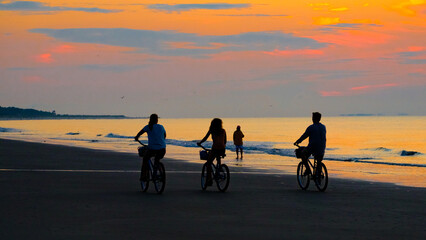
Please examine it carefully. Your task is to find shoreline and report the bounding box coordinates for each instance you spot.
[1,138,425,239]
[1,136,424,188]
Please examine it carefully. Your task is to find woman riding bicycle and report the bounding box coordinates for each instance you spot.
[197,118,227,186]
[134,113,166,181]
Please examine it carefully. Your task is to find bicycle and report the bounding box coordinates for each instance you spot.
[294,144,328,192]
[137,140,166,194]
[198,143,230,192]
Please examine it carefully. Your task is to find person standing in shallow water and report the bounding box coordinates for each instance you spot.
[134,114,166,181]
[294,112,326,176]
[233,125,244,160]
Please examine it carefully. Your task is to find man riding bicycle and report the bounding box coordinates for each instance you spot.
[294,112,326,177]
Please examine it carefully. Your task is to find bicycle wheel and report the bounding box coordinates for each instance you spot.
[297,162,310,190]
[314,162,328,192]
[216,164,230,192]
[140,170,150,192]
[153,162,166,194]
[201,162,213,190]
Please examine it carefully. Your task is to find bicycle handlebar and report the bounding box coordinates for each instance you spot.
[136,139,147,147]
[197,142,209,151]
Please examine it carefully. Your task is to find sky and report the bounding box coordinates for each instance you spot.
[0,0,425,118]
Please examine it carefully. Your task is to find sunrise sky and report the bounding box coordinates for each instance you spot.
[1,0,425,117]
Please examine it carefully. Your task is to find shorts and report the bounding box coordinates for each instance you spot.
[211,148,226,158]
[235,145,243,151]
[144,148,166,160]
[302,147,324,161]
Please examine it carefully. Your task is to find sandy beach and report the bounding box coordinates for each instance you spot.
[0,138,424,240]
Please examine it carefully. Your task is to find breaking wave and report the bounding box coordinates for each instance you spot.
[49,132,426,168]
[105,133,133,139]
[0,127,21,132]
[66,132,80,135]
[400,150,421,156]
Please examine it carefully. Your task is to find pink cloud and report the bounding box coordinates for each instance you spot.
[320,91,344,96]
[34,45,75,64]
[320,83,399,97]
[313,31,392,47]
[23,75,44,83]
[264,49,324,56]
[351,83,399,91]
[36,53,54,63]
[51,44,75,53]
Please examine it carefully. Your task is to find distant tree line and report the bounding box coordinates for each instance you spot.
[0,106,127,119]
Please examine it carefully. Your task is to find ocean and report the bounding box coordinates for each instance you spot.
[1,116,425,187]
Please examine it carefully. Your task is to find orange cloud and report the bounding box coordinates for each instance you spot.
[310,3,330,7]
[310,3,330,11]
[264,49,324,56]
[314,17,340,25]
[309,3,348,12]
[36,53,53,63]
[389,0,425,16]
[407,46,425,51]
[330,7,349,12]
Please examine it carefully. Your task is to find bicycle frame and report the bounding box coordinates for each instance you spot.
[295,143,318,174]
[137,140,166,194]
[295,144,328,192]
[306,158,318,176]
[198,143,224,164]
[198,143,230,192]
[146,157,157,179]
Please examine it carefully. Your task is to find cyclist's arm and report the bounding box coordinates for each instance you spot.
[135,129,146,141]
[224,130,227,145]
[295,127,311,145]
[198,130,211,144]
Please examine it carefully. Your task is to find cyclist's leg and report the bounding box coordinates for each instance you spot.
[216,155,222,166]
[206,151,215,184]
[153,148,166,166]
[314,153,324,177]
[213,149,224,169]
[141,150,153,181]
[301,148,312,175]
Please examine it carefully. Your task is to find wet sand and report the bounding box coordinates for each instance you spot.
[0,138,424,239]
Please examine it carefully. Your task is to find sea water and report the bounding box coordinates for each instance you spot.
[1,117,425,187]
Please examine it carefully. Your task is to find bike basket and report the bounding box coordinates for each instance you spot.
[295,147,306,159]
[199,150,209,160]
[138,146,147,157]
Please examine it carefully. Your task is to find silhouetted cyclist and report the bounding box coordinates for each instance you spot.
[197,118,227,186]
[294,112,326,177]
[135,114,166,181]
